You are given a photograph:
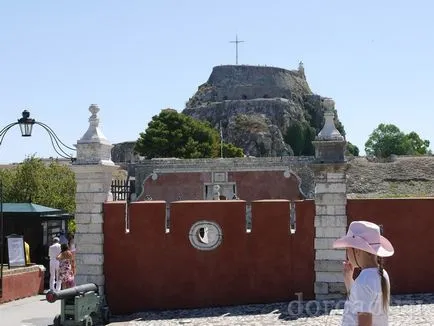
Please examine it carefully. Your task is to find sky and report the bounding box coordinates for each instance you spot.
[0,0,433,163]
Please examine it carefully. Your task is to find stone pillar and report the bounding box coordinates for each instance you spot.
[72,104,117,294]
[311,98,348,300]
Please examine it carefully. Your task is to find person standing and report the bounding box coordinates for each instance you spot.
[333,221,394,326]
[48,237,62,291]
[59,230,68,245]
[57,243,75,289]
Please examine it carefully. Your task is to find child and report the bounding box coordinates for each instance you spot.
[333,221,394,326]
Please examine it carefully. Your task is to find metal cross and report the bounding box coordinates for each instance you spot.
[230,34,245,65]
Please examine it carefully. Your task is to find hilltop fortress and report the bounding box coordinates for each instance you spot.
[183,63,343,157]
[185,64,309,104]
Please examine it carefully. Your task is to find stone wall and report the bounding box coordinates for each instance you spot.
[187,65,310,104]
[137,170,306,203]
[0,265,45,304]
[72,105,117,295]
[111,141,140,165]
[312,99,348,300]
[132,156,315,200]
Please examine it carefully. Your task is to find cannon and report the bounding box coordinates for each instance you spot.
[46,283,110,326]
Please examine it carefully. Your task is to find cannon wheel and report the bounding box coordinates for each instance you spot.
[101,307,111,324]
[82,315,93,326]
[53,314,62,326]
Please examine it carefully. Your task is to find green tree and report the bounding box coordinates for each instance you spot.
[346,142,360,156]
[0,156,76,231]
[365,124,430,158]
[135,109,244,158]
[284,121,316,155]
[405,131,430,155]
[221,142,244,158]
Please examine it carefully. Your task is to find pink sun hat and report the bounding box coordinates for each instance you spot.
[333,221,394,257]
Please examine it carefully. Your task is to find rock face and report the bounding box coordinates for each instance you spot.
[111,141,140,165]
[183,64,344,157]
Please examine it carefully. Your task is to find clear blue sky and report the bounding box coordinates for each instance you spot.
[0,0,433,163]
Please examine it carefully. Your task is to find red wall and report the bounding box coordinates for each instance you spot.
[0,266,45,304]
[229,171,304,200]
[139,172,211,201]
[347,198,434,294]
[104,200,315,314]
[138,171,303,202]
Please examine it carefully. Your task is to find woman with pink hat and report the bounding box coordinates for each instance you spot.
[333,220,394,326]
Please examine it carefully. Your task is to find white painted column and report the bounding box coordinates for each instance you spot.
[312,98,348,300]
[72,104,117,294]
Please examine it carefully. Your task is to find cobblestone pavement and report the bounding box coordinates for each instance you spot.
[108,293,434,326]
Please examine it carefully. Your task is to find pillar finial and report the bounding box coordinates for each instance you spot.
[312,98,346,163]
[75,104,114,165]
[316,99,344,141]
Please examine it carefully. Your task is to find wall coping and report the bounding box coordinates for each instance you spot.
[2,264,45,277]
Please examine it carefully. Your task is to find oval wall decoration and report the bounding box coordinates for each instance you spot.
[189,220,223,251]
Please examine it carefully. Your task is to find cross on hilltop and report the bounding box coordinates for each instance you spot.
[229,35,245,65]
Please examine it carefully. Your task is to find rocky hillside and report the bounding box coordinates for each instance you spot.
[182,64,345,157]
[347,156,434,198]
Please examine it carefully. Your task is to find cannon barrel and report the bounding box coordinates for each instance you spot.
[46,283,98,303]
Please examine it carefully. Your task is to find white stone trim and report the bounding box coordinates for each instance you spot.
[315,249,346,261]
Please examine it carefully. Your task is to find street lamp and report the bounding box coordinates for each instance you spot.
[0,110,76,161]
[17,110,35,137]
[0,110,76,297]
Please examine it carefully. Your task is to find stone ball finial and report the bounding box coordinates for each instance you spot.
[89,104,100,116]
[322,98,335,111]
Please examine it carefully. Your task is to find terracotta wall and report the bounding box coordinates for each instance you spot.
[139,171,303,202]
[139,172,211,201]
[104,200,315,314]
[0,266,45,304]
[347,198,434,294]
[228,171,304,200]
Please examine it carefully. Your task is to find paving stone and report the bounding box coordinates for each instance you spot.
[108,293,434,325]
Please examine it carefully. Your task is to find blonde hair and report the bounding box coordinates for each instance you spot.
[378,256,390,311]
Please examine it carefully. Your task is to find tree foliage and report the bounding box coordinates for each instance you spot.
[135,109,244,158]
[0,156,76,231]
[221,142,244,158]
[365,123,430,158]
[346,142,360,156]
[284,121,316,155]
[405,131,431,155]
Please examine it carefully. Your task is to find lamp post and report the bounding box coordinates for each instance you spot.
[0,109,76,297]
[0,110,76,161]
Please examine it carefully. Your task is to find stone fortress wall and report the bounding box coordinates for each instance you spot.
[122,154,434,203]
[133,156,316,201]
[188,64,308,104]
